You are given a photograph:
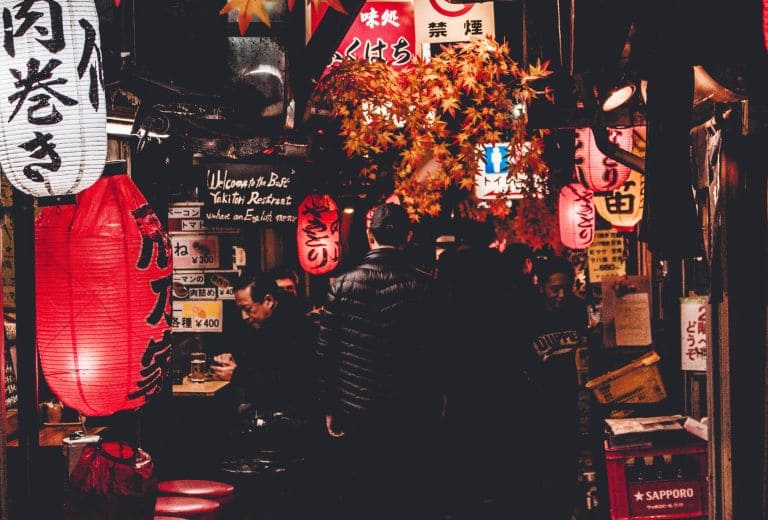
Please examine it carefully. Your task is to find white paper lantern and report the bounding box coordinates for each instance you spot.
[0,0,106,197]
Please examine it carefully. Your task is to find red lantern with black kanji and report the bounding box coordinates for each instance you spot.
[574,127,633,192]
[297,193,340,275]
[559,182,595,250]
[35,167,173,417]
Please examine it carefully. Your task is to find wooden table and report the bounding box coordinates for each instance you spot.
[172,376,230,397]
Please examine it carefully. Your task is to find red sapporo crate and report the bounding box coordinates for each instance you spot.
[605,440,708,519]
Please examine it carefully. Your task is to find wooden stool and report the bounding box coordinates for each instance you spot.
[158,479,235,507]
[154,496,220,520]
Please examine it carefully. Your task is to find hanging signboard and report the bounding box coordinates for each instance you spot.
[413,0,495,58]
[325,0,415,76]
[168,202,208,232]
[171,234,221,270]
[172,300,224,333]
[202,163,298,226]
[680,297,708,372]
[172,270,239,301]
[587,229,626,283]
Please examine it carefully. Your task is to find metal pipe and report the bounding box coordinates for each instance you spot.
[591,111,645,174]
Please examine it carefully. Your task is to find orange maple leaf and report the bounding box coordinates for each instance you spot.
[220,0,270,34]
[313,0,348,14]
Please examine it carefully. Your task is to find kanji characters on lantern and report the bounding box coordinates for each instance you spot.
[36,168,172,416]
[0,0,106,197]
[297,193,340,275]
[559,182,595,250]
[574,127,633,193]
[595,168,645,231]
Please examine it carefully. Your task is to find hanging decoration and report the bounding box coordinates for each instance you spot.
[221,0,346,35]
[297,193,340,275]
[574,127,633,193]
[36,168,173,417]
[559,182,595,250]
[595,169,645,231]
[0,0,107,197]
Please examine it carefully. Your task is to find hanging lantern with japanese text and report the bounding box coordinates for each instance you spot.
[595,168,645,231]
[297,193,340,275]
[36,167,172,416]
[574,128,633,193]
[0,0,107,197]
[559,182,595,250]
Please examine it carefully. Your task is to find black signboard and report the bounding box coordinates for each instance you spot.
[202,163,299,226]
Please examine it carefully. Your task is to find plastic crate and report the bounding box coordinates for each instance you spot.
[605,440,708,519]
[586,352,667,404]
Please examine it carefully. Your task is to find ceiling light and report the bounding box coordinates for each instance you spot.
[602,82,636,112]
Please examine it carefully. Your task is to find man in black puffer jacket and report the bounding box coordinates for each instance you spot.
[316,202,443,520]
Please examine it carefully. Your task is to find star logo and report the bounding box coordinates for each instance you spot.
[634,491,644,502]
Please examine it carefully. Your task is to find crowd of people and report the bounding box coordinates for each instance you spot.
[210,202,588,520]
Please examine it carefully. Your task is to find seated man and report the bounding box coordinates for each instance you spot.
[212,271,314,415]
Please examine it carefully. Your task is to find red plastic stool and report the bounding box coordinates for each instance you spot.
[154,496,220,520]
[158,479,235,507]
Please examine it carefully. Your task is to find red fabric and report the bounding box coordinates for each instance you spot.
[65,442,157,519]
[36,172,173,416]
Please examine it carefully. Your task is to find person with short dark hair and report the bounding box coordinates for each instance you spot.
[270,266,300,298]
[316,202,443,520]
[212,271,313,413]
[526,255,587,520]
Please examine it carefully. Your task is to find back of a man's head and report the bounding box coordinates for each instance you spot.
[234,271,280,303]
[369,203,410,247]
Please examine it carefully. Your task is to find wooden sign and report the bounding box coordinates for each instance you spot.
[202,163,298,226]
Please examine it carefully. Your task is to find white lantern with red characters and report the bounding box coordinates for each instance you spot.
[297,193,340,275]
[559,182,596,250]
[574,128,633,193]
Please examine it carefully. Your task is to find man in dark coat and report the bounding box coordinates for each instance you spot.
[316,203,443,520]
[213,272,314,414]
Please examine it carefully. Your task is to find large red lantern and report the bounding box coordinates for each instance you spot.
[297,194,340,275]
[36,167,173,416]
[559,182,596,250]
[574,127,633,192]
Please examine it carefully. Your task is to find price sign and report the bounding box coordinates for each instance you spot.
[172,301,224,333]
[171,270,238,301]
[587,229,626,283]
[171,234,221,270]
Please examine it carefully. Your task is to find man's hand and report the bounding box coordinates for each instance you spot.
[325,414,345,438]
[211,353,236,381]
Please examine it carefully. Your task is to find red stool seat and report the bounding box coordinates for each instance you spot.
[155,517,190,520]
[154,496,220,520]
[158,479,235,506]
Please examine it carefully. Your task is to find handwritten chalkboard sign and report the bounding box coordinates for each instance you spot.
[202,163,299,226]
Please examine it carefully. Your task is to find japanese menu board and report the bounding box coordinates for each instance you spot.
[587,229,626,283]
[201,163,298,227]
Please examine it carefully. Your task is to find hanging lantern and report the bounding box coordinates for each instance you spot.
[559,182,595,250]
[297,193,340,275]
[36,166,172,416]
[595,169,645,232]
[0,0,107,197]
[574,127,633,193]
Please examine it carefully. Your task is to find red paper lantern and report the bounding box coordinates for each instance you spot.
[36,170,173,417]
[297,194,340,275]
[574,127,633,192]
[559,182,596,250]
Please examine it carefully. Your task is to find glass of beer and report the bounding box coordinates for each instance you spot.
[189,351,207,383]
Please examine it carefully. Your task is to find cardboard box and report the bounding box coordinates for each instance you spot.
[586,352,666,404]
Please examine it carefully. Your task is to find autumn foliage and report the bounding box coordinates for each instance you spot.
[311,37,554,233]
